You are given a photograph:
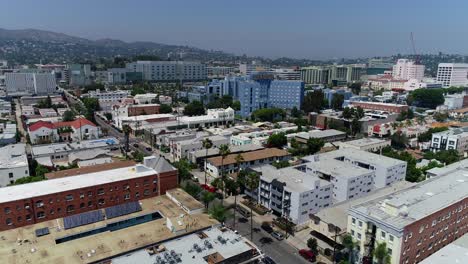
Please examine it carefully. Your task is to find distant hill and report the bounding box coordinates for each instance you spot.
[0,28,328,67]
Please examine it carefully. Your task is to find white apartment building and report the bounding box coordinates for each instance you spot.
[207,66,237,77]
[134,93,157,104]
[177,107,235,128]
[88,89,130,103]
[159,95,172,105]
[5,72,57,96]
[126,61,207,81]
[230,126,298,146]
[253,165,333,225]
[403,78,442,91]
[431,127,468,154]
[171,135,229,161]
[436,63,468,88]
[107,68,127,84]
[0,143,29,187]
[392,59,425,81]
[339,138,391,152]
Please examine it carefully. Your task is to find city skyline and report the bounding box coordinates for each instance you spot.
[1,0,468,59]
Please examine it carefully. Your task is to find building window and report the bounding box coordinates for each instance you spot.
[37,211,45,219]
[6,218,12,225]
[36,200,44,208]
[351,230,355,237]
[88,201,93,207]
[357,233,361,240]
[65,194,74,201]
[389,235,394,243]
[124,193,130,200]
[66,205,74,213]
[358,221,363,228]
[381,231,386,239]
[4,207,11,214]
[88,191,93,197]
[98,199,105,205]
[97,188,105,195]
[80,203,85,208]
[17,216,22,222]
[26,214,31,221]
[50,209,54,215]
[8,172,13,178]
[144,189,150,196]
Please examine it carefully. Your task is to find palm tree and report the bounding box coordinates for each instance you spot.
[202,138,213,185]
[209,202,230,223]
[233,153,244,229]
[342,234,356,264]
[201,191,216,209]
[245,172,260,241]
[374,242,391,264]
[122,125,131,157]
[218,144,231,205]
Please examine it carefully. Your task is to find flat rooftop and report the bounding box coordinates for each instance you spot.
[340,138,390,148]
[304,158,373,179]
[207,148,290,167]
[420,233,468,264]
[314,181,415,230]
[0,143,27,169]
[0,164,156,204]
[0,195,217,264]
[350,167,468,232]
[166,188,204,212]
[296,129,346,140]
[112,226,260,264]
[31,137,119,156]
[190,144,264,159]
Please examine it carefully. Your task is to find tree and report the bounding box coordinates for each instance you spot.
[302,90,326,113]
[396,109,414,121]
[245,172,260,241]
[342,234,356,264]
[183,100,205,116]
[219,144,231,205]
[418,127,448,142]
[232,100,241,111]
[434,112,448,122]
[267,133,287,148]
[307,238,318,255]
[201,191,216,209]
[306,138,325,155]
[291,106,302,118]
[349,82,362,95]
[342,107,353,119]
[351,118,360,136]
[62,110,76,122]
[82,97,100,121]
[408,89,444,109]
[103,112,113,121]
[423,149,459,165]
[183,181,203,199]
[355,106,364,119]
[251,108,286,122]
[331,94,345,110]
[391,132,408,150]
[132,150,145,162]
[173,159,192,184]
[209,202,230,222]
[131,86,146,96]
[159,104,173,114]
[202,138,213,185]
[373,242,391,264]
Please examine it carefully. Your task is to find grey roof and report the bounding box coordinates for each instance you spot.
[426,158,468,177]
[68,149,111,163]
[32,137,119,156]
[0,143,28,169]
[314,181,415,230]
[306,148,406,167]
[144,156,175,173]
[340,138,390,148]
[190,144,264,159]
[297,129,346,140]
[350,167,468,232]
[420,234,468,264]
[304,158,373,179]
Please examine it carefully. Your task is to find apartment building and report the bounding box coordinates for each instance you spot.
[171,135,229,161]
[5,72,57,96]
[134,93,157,104]
[339,138,391,152]
[301,66,330,84]
[230,126,297,146]
[205,148,291,178]
[392,59,425,80]
[349,101,409,114]
[0,123,16,146]
[239,62,270,75]
[294,129,347,144]
[0,144,29,187]
[436,63,468,88]
[348,164,468,264]
[207,66,237,77]
[111,103,161,127]
[0,156,177,232]
[87,89,130,110]
[252,165,333,225]
[66,64,92,86]
[126,61,207,82]
[431,126,468,154]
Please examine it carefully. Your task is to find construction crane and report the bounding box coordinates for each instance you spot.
[410,32,421,65]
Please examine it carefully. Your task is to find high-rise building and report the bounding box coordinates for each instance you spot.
[239,61,271,75]
[301,64,365,85]
[392,59,425,80]
[126,61,207,82]
[5,72,56,96]
[66,64,92,86]
[206,66,237,77]
[436,63,468,88]
[300,66,329,84]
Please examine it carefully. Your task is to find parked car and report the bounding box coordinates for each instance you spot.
[145,147,152,151]
[200,184,216,193]
[271,231,284,240]
[236,205,251,217]
[133,143,139,148]
[262,256,277,264]
[299,249,316,262]
[261,222,274,233]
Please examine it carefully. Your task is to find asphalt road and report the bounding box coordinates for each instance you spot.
[227,212,311,264]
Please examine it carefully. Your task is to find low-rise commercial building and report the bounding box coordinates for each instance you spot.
[0,156,177,232]
[431,126,468,154]
[171,135,229,161]
[339,138,391,152]
[294,129,347,144]
[349,101,409,114]
[0,123,16,146]
[348,165,468,264]
[0,143,29,187]
[133,93,157,104]
[188,144,264,168]
[230,126,297,146]
[205,148,291,178]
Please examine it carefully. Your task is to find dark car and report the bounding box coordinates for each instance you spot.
[133,143,139,148]
[262,256,277,264]
[299,249,316,262]
[261,223,274,233]
[271,231,284,240]
[145,147,152,151]
[236,205,251,217]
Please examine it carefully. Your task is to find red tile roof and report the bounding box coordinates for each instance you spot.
[29,121,55,131]
[29,118,96,132]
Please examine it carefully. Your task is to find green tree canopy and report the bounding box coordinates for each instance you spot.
[418,127,448,142]
[408,89,444,109]
[159,104,173,114]
[251,108,286,122]
[267,133,287,148]
[331,94,345,110]
[183,101,205,116]
[302,90,326,113]
[306,138,325,155]
[62,110,76,122]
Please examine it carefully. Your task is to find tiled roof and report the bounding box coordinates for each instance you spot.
[207,148,290,167]
[28,120,55,131]
[29,118,96,132]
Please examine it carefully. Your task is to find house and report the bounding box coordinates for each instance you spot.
[28,118,99,144]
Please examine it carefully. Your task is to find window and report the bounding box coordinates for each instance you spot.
[4,207,11,214]
[351,230,355,237]
[6,218,12,225]
[80,193,85,199]
[98,199,105,205]
[357,233,362,240]
[352,218,356,225]
[17,216,22,222]
[144,189,150,196]
[381,231,386,239]
[36,200,44,208]
[88,201,93,207]
[37,211,45,219]
[389,235,394,243]
[124,193,130,200]
[65,194,73,201]
[88,191,93,197]
[388,248,392,255]
[66,205,74,213]
[358,221,363,228]
[135,192,140,198]
[50,209,54,215]
[80,203,85,208]
[97,188,105,195]
[8,172,13,178]
[26,214,31,221]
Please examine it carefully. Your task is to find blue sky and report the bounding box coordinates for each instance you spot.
[1,0,467,59]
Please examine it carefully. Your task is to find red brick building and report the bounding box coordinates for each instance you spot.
[0,156,177,231]
[128,104,160,116]
[349,101,409,114]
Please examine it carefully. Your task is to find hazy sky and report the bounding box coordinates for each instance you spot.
[1,0,468,59]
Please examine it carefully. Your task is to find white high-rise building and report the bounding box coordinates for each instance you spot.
[126,61,206,82]
[392,59,425,80]
[436,63,468,88]
[5,73,56,96]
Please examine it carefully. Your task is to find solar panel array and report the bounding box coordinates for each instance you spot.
[35,227,50,237]
[63,210,104,229]
[105,201,142,219]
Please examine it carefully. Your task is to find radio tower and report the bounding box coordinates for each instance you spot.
[410,32,421,65]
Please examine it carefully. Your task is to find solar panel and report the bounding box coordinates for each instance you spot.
[35,227,50,237]
[63,210,104,229]
[105,201,142,219]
